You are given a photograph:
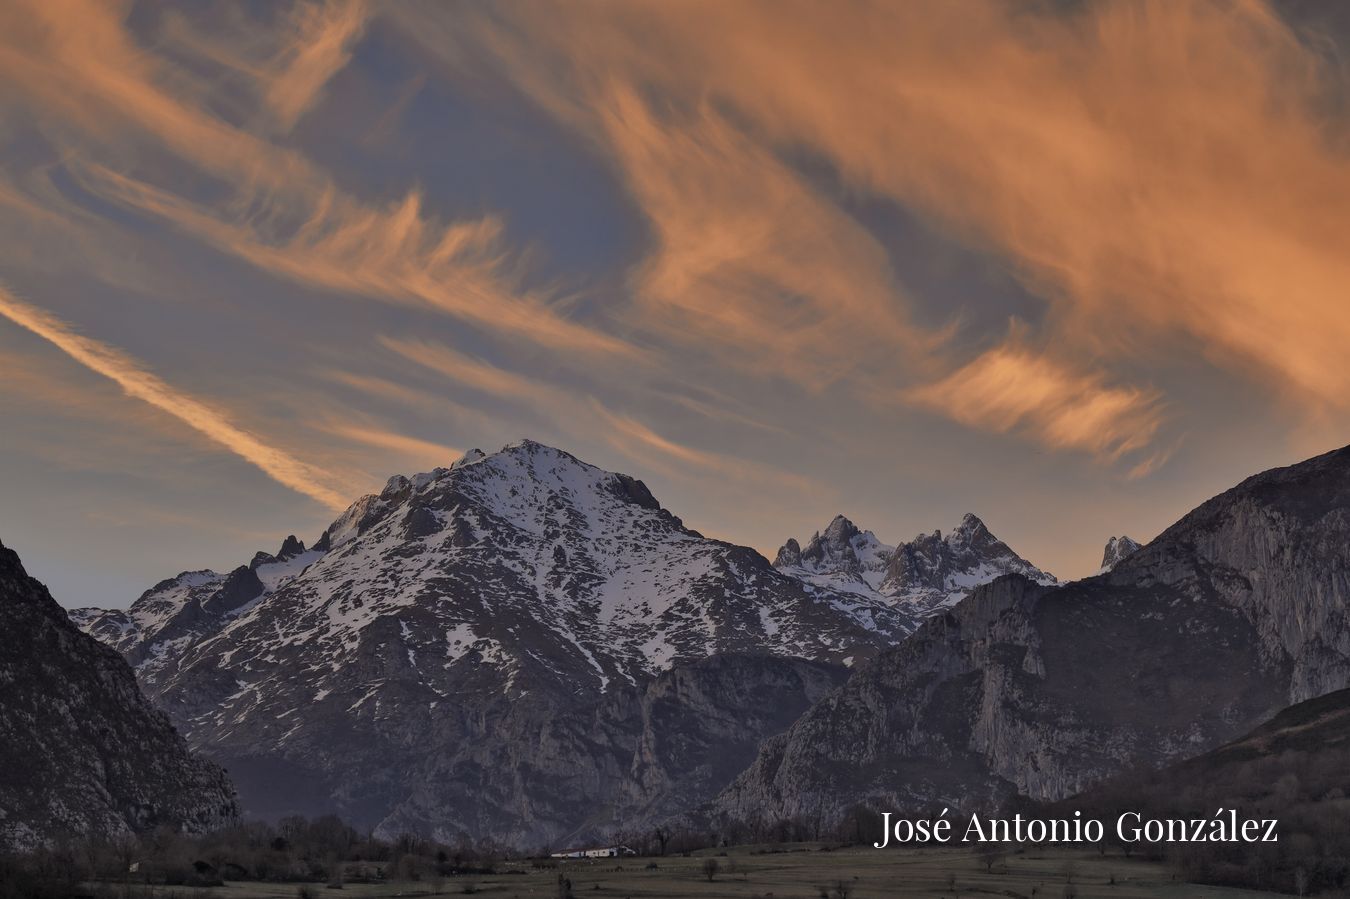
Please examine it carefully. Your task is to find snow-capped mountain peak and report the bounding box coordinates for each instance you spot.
[76,438,919,706]
[947,511,989,545]
[1098,535,1142,573]
[806,515,890,568]
[775,510,1055,614]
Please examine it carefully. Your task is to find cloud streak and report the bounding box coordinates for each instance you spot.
[264,0,370,130]
[905,340,1166,463]
[0,286,349,510]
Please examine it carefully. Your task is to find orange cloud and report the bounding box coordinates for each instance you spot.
[154,0,369,132]
[593,85,930,382]
[0,286,349,509]
[906,341,1166,463]
[264,0,369,130]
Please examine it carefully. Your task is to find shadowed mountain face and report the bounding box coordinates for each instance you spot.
[1077,686,1350,810]
[1064,688,1350,894]
[71,441,896,846]
[716,444,1350,828]
[0,542,236,851]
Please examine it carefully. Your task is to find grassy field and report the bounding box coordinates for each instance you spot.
[108,844,1285,898]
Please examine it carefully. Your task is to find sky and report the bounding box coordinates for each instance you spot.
[2,0,1349,608]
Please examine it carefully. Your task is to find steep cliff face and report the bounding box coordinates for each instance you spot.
[0,541,236,851]
[1114,447,1350,701]
[369,654,847,847]
[717,445,1350,827]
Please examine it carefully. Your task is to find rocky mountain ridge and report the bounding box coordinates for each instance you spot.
[69,536,321,679]
[773,512,1055,614]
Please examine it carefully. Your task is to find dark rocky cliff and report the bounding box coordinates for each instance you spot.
[0,541,236,851]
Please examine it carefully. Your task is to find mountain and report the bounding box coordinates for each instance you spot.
[1097,535,1141,573]
[773,512,1055,614]
[0,540,236,851]
[71,440,915,846]
[715,444,1350,829]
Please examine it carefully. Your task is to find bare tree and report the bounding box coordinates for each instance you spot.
[702,857,720,882]
[974,842,1007,874]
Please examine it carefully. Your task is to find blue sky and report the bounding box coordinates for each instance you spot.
[1,0,1348,606]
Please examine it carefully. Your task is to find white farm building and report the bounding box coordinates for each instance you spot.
[550,846,634,859]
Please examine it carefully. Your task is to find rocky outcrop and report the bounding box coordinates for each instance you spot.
[717,444,1350,828]
[0,541,236,851]
[1097,535,1141,572]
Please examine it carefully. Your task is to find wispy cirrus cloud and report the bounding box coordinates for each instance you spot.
[0,285,349,510]
[155,0,370,132]
[263,0,370,130]
[904,338,1166,464]
[590,85,934,383]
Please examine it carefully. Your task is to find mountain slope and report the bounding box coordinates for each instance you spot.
[774,513,1054,614]
[716,444,1350,828]
[73,440,915,846]
[0,541,236,851]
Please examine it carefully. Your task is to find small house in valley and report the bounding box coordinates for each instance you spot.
[550,846,634,859]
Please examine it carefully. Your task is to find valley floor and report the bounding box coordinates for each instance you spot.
[93,845,1286,898]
